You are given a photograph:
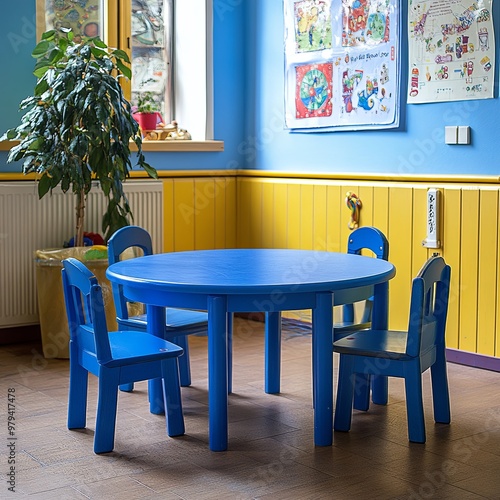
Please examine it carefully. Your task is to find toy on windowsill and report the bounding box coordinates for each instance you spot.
[142,120,192,141]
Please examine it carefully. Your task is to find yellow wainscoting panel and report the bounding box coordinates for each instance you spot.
[313,184,327,251]
[477,188,498,356]
[167,175,500,358]
[163,177,236,253]
[300,184,314,250]
[387,186,414,330]
[442,188,461,350]
[234,177,500,357]
[460,188,480,353]
[326,185,342,252]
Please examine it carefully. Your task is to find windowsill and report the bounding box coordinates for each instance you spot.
[135,140,224,152]
[0,140,224,153]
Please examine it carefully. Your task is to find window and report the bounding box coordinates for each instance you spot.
[36,0,213,141]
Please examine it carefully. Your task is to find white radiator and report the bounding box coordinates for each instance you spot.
[0,180,163,327]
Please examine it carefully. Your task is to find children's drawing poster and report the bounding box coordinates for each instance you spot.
[407,0,495,103]
[284,0,401,131]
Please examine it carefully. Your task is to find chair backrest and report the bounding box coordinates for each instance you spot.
[344,226,389,324]
[346,226,389,260]
[62,258,112,364]
[406,255,451,358]
[107,226,154,321]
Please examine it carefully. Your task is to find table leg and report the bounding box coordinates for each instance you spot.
[371,281,389,405]
[147,304,167,415]
[313,292,334,446]
[265,311,281,394]
[208,295,228,451]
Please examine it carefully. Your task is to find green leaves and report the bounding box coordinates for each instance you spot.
[115,58,131,80]
[32,40,52,58]
[4,27,158,246]
[37,173,52,198]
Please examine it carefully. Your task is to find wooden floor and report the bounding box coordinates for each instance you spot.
[1,318,500,499]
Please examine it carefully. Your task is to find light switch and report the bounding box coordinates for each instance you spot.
[445,126,458,144]
[458,126,470,145]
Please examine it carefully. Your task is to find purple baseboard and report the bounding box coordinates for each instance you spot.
[446,348,500,373]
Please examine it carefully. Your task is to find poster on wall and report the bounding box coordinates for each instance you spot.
[284,0,401,132]
[407,0,495,104]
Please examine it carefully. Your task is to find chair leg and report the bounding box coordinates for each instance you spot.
[67,346,89,429]
[404,363,426,443]
[173,336,191,387]
[371,375,388,405]
[430,351,451,424]
[353,373,371,411]
[161,358,185,437]
[94,367,120,454]
[334,354,355,432]
[119,383,134,392]
[227,313,233,394]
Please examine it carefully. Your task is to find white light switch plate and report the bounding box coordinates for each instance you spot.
[458,126,470,144]
[445,126,458,144]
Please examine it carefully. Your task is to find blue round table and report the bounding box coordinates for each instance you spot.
[107,248,396,451]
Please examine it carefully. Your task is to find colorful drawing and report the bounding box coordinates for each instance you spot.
[342,0,390,47]
[295,63,333,118]
[43,0,102,40]
[408,0,494,103]
[342,69,363,113]
[294,0,332,52]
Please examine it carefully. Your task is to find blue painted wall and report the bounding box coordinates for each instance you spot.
[2,1,500,176]
[246,0,500,176]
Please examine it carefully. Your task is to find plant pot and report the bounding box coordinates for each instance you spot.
[134,112,158,133]
[34,247,117,359]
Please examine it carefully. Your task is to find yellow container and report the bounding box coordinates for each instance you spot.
[34,247,117,359]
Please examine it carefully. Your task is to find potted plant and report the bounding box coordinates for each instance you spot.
[1,28,157,246]
[133,91,161,133]
[0,28,158,357]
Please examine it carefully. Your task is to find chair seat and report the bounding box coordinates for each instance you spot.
[333,320,371,336]
[104,331,184,366]
[131,308,208,331]
[333,329,410,359]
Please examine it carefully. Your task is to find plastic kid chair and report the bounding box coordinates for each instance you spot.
[62,257,185,454]
[107,226,208,390]
[333,226,389,337]
[333,255,451,443]
[333,226,390,409]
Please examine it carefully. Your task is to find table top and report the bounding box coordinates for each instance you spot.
[106,248,396,295]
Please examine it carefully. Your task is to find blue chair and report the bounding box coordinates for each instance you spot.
[62,258,185,454]
[108,226,208,389]
[334,226,389,337]
[333,255,451,443]
[266,226,389,398]
[334,226,390,409]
